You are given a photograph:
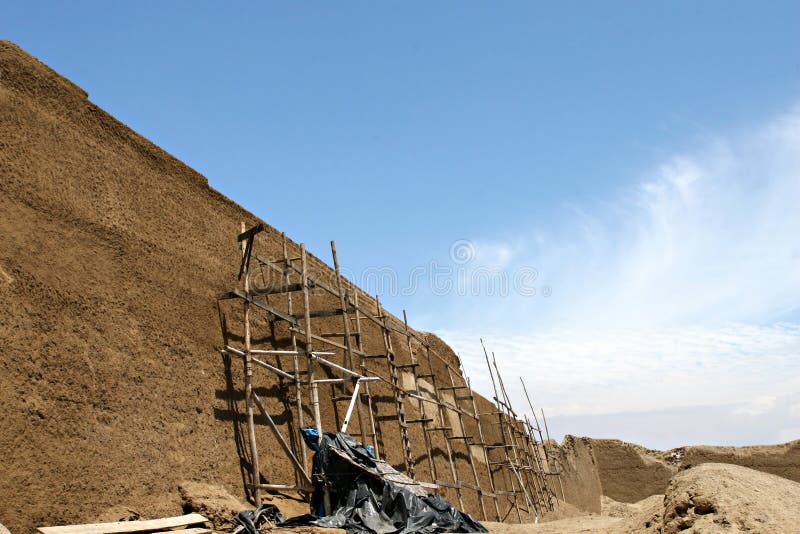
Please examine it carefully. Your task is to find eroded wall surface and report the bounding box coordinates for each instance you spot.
[0,41,579,532]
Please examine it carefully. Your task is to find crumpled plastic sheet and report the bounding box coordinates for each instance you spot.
[234,430,487,534]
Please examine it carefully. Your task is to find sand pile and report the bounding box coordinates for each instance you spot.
[485,462,800,533]
[657,463,800,534]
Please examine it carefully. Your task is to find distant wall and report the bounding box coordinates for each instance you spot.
[588,438,800,504]
[548,436,603,513]
[681,441,800,484]
[589,439,677,503]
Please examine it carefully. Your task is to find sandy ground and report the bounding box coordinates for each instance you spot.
[486,463,800,534]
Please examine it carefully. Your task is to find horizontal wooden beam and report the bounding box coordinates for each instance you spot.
[38,514,209,534]
[222,289,298,325]
[250,282,307,296]
[256,483,314,492]
[237,223,265,242]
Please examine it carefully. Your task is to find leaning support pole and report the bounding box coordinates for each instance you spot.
[481,339,524,522]
[521,378,558,507]
[492,354,545,514]
[251,392,313,487]
[491,352,538,516]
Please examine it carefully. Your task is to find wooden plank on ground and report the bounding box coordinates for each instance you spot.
[151,529,211,534]
[37,514,209,534]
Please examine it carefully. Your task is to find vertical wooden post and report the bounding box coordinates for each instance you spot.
[301,244,329,514]
[402,311,437,485]
[330,241,364,439]
[459,376,503,521]
[444,363,488,520]
[283,233,308,477]
[376,296,413,476]
[352,291,381,458]
[422,343,464,511]
[241,222,261,506]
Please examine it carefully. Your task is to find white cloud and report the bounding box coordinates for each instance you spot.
[422,103,800,445]
[733,396,779,416]
[438,323,800,418]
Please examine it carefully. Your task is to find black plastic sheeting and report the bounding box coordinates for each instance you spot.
[234,430,487,534]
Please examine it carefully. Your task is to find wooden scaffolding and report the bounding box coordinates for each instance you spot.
[217,222,563,523]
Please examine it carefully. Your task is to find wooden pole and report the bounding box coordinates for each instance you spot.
[421,342,464,511]
[492,355,543,515]
[462,370,501,520]
[241,222,261,506]
[445,358,487,520]
[300,244,330,514]
[251,391,312,486]
[376,296,413,476]
[283,233,308,478]
[521,378,556,508]
[481,339,523,522]
[403,310,437,485]
[352,291,381,458]
[539,408,564,502]
[492,352,546,513]
[330,241,364,440]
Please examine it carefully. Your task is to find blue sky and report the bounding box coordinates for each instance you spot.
[4,1,799,449]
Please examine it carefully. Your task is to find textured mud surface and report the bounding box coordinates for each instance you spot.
[0,41,588,533]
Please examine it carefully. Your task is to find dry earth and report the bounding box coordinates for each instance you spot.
[485,463,800,534]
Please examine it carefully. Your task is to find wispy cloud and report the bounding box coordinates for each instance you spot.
[427,103,800,447]
[733,395,778,416]
[441,323,800,418]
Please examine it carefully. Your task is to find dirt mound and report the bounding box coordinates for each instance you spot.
[178,482,247,530]
[601,494,663,520]
[658,463,800,533]
[488,463,800,533]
